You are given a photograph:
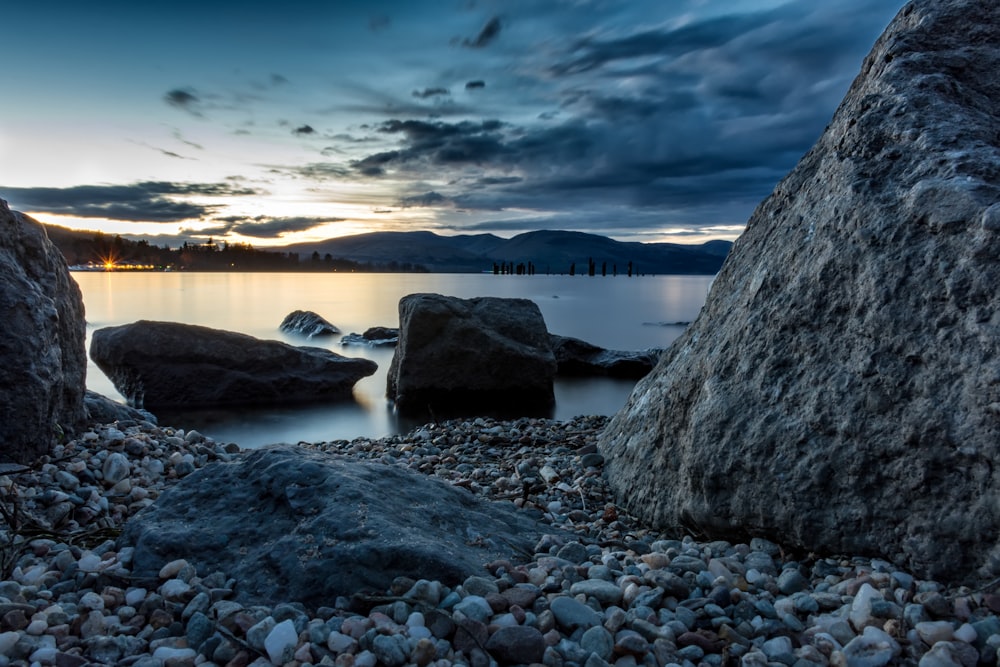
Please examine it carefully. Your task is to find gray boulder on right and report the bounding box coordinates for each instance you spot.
[387,294,557,416]
[599,0,1000,584]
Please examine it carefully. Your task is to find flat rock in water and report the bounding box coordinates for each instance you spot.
[279,310,340,338]
[90,320,376,410]
[0,200,87,463]
[599,0,1000,584]
[120,445,559,608]
[341,326,399,348]
[549,334,661,379]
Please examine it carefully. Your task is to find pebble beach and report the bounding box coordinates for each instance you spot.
[1,416,998,667]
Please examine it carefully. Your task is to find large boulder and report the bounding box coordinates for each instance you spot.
[120,445,560,608]
[549,334,661,379]
[90,320,377,410]
[387,294,557,415]
[0,200,87,464]
[599,0,1000,584]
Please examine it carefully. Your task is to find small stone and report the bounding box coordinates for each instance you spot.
[777,569,809,595]
[485,625,546,664]
[916,621,956,645]
[570,580,623,606]
[841,626,901,667]
[264,619,298,665]
[550,596,601,631]
[372,634,408,667]
[580,625,615,661]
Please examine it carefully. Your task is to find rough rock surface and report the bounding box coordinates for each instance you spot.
[279,309,340,338]
[84,390,157,425]
[600,0,1000,584]
[121,444,560,608]
[387,294,557,415]
[0,200,87,463]
[90,320,377,410]
[549,334,661,379]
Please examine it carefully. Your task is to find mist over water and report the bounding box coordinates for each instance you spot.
[75,272,712,447]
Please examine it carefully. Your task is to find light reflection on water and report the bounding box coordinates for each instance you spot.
[75,272,712,447]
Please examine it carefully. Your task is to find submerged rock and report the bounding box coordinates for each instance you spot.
[600,0,1000,584]
[90,320,376,410]
[341,326,399,347]
[387,294,557,416]
[279,309,340,338]
[0,200,87,463]
[549,334,662,379]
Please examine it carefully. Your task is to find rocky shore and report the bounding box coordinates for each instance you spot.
[1,417,998,667]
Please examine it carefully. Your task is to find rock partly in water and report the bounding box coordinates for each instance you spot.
[120,444,562,608]
[387,294,557,416]
[341,326,400,348]
[90,320,377,410]
[84,390,157,425]
[599,0,1000,584]
[549,334,662,379]
[279,309,340,338]
[0,200,87,464]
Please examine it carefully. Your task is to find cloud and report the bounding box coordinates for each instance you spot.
[465,80,486,90]
[293,124,316,135]
[197,215,344,239]
[164,88,202,116]
[398,191,452,208]
[412,87,450,99]
[1,181,259,223]
[462,16,502,48]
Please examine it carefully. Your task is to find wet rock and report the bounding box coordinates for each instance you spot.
[279,310,340,338]
[90,320,377,410]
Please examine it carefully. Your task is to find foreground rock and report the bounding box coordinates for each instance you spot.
[279,309,340,338]
[387,294,557,415]
[550,334,661,379]
[600,0,1000,584]
[3,416,999,667]
[0,200,87,464]
[121,445,563,608]
[84,390,157,425]
[90,320,377,410]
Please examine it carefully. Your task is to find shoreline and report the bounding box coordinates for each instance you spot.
[0,416,994,667]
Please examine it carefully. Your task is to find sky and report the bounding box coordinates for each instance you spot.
[0,0,906,247]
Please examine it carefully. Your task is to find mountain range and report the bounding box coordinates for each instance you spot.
[42,222,733,274]
[285,229,732,274]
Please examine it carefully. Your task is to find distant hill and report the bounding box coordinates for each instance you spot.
[42,222,733,274]
[286,229,732,274]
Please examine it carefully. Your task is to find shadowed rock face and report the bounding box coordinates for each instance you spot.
[279,310,340,338]
[90,320,377,410]
[599,0,1000,584]
[0,201,87,463]
[120,445,559,608]
[387,294,557,416]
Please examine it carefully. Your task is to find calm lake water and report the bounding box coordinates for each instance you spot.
[74,272,712,447]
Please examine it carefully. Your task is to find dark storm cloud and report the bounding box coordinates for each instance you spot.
[462,16,502,49]
[349,120,510,175]
[412,87,450,99]
[1,182,258,222]
[293,124,316,135]
[548,11,782,77]
[198,215,343,238]
[465,80,485,90]
[322,82,475,118]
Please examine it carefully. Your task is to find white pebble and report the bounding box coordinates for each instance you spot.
[265,619,299,665]
[125,588,148,607]
[916,621,955,645]
[24,619,47,635]
[79,592,105,611]
[953,623,977,644]
[354,650,378,667]
[327,631,356,653]
[159,558,189,579]
[77,553,103,573]
[160,579,192,600]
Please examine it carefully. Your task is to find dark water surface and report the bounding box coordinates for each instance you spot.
[75,272,712,447]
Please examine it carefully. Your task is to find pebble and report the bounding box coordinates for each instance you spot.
[0,415,996,667]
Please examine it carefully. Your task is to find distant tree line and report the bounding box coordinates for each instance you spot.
[49,230,429,272]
